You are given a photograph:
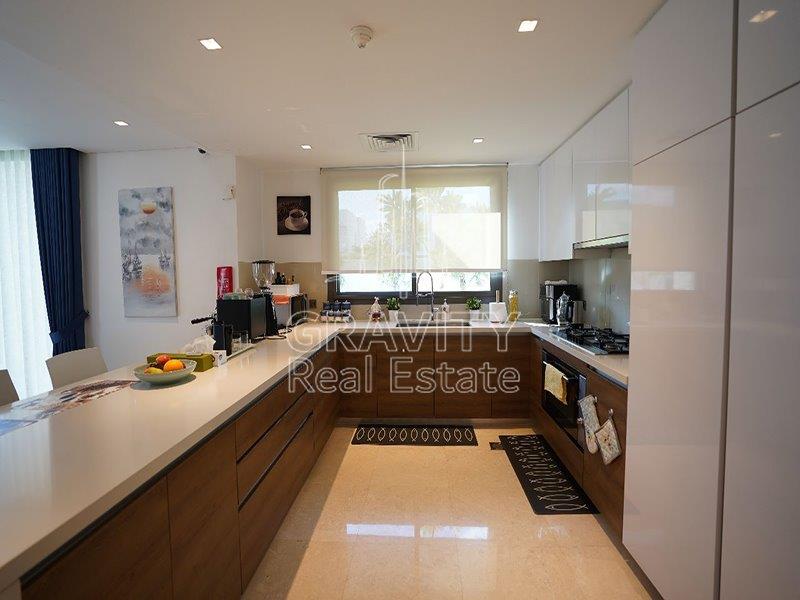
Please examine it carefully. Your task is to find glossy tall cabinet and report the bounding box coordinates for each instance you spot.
[626,121,731,600]
[736,0,800,111]
[625,0,734,598]
[720,79,800,600]
[630,0,734,164]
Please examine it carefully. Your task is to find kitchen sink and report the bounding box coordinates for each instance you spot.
[395,320,471,327]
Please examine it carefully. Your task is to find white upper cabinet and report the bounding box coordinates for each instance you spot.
[572,119,597,243]
[538,141,574,261]
[538,154,555,260]
[737,0,800,111]
[630,0,734,163]
[596,89,631,239]
[571,89,631,243]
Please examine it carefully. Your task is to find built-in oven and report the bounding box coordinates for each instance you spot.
[540,350,587,449]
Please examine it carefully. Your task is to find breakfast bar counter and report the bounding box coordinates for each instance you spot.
[0,322,343,593]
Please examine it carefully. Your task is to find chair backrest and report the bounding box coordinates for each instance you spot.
[0,369,19,406]
[46,347,108,389]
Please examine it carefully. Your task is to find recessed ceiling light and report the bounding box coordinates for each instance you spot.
[768,132,783,138]
[473,137,485,144]
[300,144,313,150]
[518,19,538,32]
[199,38,222,50]
[749,9,778,23]
[114,120,129,127]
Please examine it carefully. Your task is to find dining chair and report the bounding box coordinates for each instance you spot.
[0,369,19,406]
[46,347,108,389]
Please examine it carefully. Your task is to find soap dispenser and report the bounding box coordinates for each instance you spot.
[441,298,450,322]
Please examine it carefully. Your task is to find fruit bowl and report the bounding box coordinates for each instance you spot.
[133,360,197,385]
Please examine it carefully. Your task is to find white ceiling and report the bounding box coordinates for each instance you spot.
[0,0,661,168]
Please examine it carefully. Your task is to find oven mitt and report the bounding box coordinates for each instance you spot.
[595,417,622,465]
[578,395,600,454]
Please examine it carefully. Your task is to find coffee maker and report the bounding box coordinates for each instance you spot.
[539,283,580,324]
[252,260,280,336]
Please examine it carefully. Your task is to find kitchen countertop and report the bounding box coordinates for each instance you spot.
[526,322,629,387]
[342,319,534,332]
[0,322,342,591]
[0,318,625,590]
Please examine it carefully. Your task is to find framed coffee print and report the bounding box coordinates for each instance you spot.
[277,195,311,235]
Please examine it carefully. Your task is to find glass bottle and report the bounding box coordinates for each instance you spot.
[508,289,520,321]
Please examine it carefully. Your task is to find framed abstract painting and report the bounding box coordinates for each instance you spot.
[118,187,177,317]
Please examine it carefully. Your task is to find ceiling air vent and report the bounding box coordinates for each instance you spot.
[359,132,420,152]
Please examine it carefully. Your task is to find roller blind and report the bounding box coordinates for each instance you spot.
[321,165,507,273]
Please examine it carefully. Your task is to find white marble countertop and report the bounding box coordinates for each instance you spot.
[0,322,342,590]
[526,322,629,387]
[342,319,534,333]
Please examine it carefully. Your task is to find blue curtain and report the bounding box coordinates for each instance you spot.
[30,148,88,355]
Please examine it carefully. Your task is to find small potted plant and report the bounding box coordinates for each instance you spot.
[466,296,481,321]
[386,297,401,323]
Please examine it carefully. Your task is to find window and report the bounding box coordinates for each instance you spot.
[321,166,507,274]
[337,272,414,295]
[0,150,52,398]
[328,271,501,303]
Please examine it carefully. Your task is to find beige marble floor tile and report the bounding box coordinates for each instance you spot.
[243,539,354,600]
[342,538,463,600]
[245,425,653,600]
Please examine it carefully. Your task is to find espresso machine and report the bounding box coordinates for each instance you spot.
[252,260,280,336]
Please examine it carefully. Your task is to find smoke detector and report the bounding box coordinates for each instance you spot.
[350,25,373,49]
[359,132,420,152]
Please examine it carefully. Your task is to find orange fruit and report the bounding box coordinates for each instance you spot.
[163,359,185,372]
[155,354,170,366]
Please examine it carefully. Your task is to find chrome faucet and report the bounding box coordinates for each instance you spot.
[416,271,436,320]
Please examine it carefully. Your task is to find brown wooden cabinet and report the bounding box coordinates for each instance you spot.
[434,333,531,418]
[167,425,241,600]
[236,392,315,502]
[337,334,379,417]
[582,369,627,538]
[376,335,435,417]
[238,416,315,587]
[310,348,340,457]
[22,479,173,600]
[235,376,304,459]
[531,337,628,539]
[490,335,532,418]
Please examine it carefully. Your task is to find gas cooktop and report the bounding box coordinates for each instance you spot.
[551,325,630,355]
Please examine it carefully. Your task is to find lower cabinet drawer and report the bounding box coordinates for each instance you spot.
[238,416,315,587]
[313,389,339,456]
[22,480,172,600]
[235,377,303,460]
[237,393,313,502]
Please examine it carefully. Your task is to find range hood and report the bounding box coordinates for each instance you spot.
[573,234,629,250]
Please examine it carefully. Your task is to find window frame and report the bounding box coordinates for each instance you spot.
[327,272,502,305]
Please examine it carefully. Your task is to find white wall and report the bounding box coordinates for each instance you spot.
[234,156,264,263]
[81,148,238,369]
[507,164,539,260]
[261,169,321,262]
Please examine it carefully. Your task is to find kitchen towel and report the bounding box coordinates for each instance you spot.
[544,362,568,405]
[595,417,621,465]
[578,395,600,454]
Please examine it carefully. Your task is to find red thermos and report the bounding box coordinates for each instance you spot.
[216,266,233,298]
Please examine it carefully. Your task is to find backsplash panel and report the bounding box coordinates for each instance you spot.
[568,248,631,332]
